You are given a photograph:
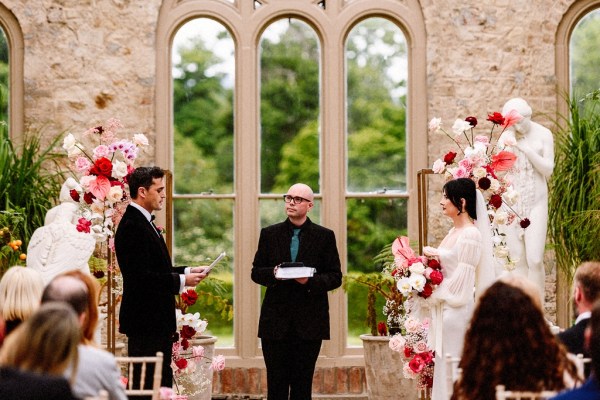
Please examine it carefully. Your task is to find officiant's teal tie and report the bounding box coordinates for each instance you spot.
[290,228,301,262]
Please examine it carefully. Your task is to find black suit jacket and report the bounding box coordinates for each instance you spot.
[115,205,186,337]
[0,367,78,400]
[251,217,342,340]
[558,317,590,357]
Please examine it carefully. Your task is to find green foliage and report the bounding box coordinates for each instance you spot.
[571,10,600,97]
[549,91,600,282]
[0,125,65,247]
[0,210,27,274]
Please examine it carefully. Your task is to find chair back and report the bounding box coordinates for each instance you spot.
[495,384,557,400]
[115,351,163,399]
[446,354,462,397]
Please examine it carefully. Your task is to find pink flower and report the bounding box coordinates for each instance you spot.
[452,166,469,179]
[409,356,425,373]
[458,158,473,172]
[474,135,489,145]
[211,354,226,371]
[389,334,406,352]
[88,175,112,200]
[76,218,92,233]
[192,345,205,361]
[75,157,92,172]
[93,144,111,159]
[502,109,523,129]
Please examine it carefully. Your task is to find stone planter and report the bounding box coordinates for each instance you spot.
[360,334,419,400]
[176,335,217,400]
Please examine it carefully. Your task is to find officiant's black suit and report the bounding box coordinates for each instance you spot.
[115,204,186,388]
[251,217,342,400]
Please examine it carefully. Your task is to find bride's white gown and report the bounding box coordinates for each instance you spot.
[430,225,482,400]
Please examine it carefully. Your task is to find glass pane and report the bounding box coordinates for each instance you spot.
[259,18,320,194]
[345,18,408,193]
[346,197,408,346]
[172,18,235,194]
[259,198,321,229]
[173,198,234,347]
[570,9,600,98]
[0,27,8,125]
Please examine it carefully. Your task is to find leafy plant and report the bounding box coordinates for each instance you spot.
[0,209,27,274]
[343,242,405,336]
[549,91,600,282]
[0,124,65,247]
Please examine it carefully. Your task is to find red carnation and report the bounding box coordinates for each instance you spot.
[443,151,457,164]
[478,177,491,190]
[175,358,188,369]
[465,116,478,127]
[429,270,443,285]
[181,289,199,306]
[180,325,196,339]
[181,338,189,350]
[83,191,96,205]
[89,157,113,178]
[520,218,531,229]
[487,112,505,125]
[377,322,388,336]
[419,283,433,299]
[404,346,413,358]
[489,194,503,209]
[427,258,441,270]
[69,189,80,202]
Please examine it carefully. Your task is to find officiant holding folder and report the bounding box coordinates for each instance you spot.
[251,183,342,400]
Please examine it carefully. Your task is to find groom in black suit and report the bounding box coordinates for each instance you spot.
[251,183,342,400]
[115,166,208,389]
[558,261,600,377]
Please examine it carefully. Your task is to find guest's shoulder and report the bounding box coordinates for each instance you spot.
[78,344,118,365]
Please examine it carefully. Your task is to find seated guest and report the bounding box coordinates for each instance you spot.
[0,302,80,399]
[558,262,600,360]
[552,298,600,399]
[451,279,581,400]
[0,266,44,336]
[42,273,127,400]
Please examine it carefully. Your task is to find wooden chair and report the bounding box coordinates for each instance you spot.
[115,351,163,399]
[445,354,462,397]
[495,384,557,400]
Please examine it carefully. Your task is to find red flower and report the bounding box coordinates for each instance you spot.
[478,177,491,190]
[418,351,434,365]
[93,270,105,279]
[89,157,113,178]
[409,355,426,373]
[443,151,457,164]
[69,189,80,202]
[181,289,198,306]
[491,151,517,172]
[180,325,196,339]
[76,218,92,233]
[429,270,443,285]
[489,194,503,209]
[520,218,531,229]
[377,322,388,336]
[404,346,413,358]
[427,258,441,270]
[83,191,96,205]
[487,112,505,125]
[181,338,189,350]
[419,283,433,298]
[465,116,477,127]
[175,358,188,369]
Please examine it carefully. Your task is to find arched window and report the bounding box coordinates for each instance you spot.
[0,3,24,139]
[157,0,427,364]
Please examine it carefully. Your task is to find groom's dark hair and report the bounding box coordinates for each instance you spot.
[443,178,477,220]
[128,166,165,199]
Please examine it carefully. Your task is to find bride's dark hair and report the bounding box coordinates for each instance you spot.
[443,178,477,220]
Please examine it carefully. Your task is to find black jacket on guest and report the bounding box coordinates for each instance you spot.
[251,217,342,340]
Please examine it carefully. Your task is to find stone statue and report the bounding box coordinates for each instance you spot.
[499,98,555,301]
[27,178,96,285]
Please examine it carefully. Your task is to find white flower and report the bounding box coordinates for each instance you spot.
[408,262,425,275]
[471,167,486,179]
[409,273,426,292]
[404,316,421,333]
[494,245,510,259]
[62,133,77,151]
[428,117,442,133]
[389,334,406,352]
[79,175,95,190]
[489,178,501,192]
[106,186,124,203]
[432,159,446,174]
[493,210,508,225]
[397,277,412,296]
[503,186,520,206]
[452,119,471,136]
[111,160,129,180]
[133,133,149,146]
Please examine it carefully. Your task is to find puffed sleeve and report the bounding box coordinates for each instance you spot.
[433,227,482,307]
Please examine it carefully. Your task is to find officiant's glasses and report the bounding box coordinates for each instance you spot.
[283,195,311,204]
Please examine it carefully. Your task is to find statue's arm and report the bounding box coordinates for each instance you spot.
[519,129,555,179]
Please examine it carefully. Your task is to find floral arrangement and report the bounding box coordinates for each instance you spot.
[62,118,149,243]
[389,315,434,389]
[429,111,527,270]
[170,287,226,398]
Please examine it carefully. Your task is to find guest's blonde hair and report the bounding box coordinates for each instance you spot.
[0,266,44,323]
[0,301,81,382]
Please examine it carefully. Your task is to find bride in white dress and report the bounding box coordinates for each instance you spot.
[423,178,495,400]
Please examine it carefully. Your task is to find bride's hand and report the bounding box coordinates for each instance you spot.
[423,246,439,257]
